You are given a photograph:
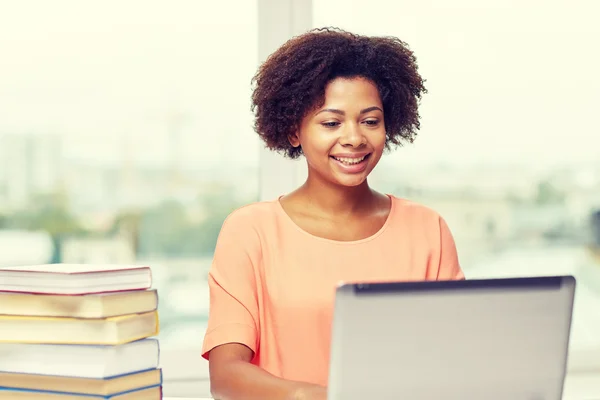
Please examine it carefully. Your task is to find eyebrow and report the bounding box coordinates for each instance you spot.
[316,106,383,116]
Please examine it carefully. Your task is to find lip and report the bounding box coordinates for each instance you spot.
[329,152,371,158]
[330,153,371,174]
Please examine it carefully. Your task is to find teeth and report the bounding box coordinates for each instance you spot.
[333,155,366,165]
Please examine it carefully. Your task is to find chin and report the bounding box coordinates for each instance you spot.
[333,174,369,188]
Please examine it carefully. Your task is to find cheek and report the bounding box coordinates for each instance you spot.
[372,131,387,151]
[304,135,337,155]
[301,141,330,167]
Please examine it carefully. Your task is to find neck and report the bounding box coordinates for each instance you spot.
[299,172,376,217]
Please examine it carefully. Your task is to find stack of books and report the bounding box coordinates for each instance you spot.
[0,264,162,399]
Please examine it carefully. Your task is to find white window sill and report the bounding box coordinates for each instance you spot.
[159,347,600,380]
[568,348,600,373]
[161,372,600,400]
[159,347,600,398]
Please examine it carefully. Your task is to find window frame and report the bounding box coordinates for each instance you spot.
[159,0,311,395]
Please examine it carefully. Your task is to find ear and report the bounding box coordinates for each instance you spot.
[288,130,301,148]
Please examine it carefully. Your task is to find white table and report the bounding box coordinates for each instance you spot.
[164,398,211,400]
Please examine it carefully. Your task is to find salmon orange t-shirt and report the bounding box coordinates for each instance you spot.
[201,195,464,386]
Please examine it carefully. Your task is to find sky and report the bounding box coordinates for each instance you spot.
[0,0,599,170]
[314,0,600,168]
[0,0,260,168]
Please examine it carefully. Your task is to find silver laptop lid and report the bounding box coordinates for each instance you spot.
[327,276,576,400]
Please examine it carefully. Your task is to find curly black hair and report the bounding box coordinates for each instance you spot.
[251,27,427,159]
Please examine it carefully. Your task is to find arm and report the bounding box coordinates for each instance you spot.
[202,212,327,400]
[208,343,327,400]
[437,216,465,280]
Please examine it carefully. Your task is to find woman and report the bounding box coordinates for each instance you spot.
[202,27,465,400]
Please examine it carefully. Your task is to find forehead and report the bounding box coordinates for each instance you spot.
[322,77,382,106]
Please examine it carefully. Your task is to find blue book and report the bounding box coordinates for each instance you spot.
[0,382,161,399]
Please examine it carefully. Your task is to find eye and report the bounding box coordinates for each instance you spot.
[321,121,340,128]
[364,119,380,126]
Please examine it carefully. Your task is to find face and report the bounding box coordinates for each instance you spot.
[289,77,386,187]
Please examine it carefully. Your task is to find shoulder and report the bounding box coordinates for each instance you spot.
[387,195,462,278]
[212,201,281,270]
[389,195,445,224]
[387,195,456,237]
[219,199,281,235]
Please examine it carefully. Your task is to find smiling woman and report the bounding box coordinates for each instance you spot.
[202,27,464,400]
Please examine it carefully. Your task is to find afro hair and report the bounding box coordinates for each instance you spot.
[251,27,427,159]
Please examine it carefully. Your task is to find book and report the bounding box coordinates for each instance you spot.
[0,339,159,379]
[0,289,158,318]
[0,369,162,396]
[0,385,161,399]
[0,311,159,345]
[0,264,152,295]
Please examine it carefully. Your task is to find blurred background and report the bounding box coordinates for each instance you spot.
[1,0,599,397]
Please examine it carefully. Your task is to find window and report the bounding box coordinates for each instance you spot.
[2,0,599,398]
[0,1,259,396]
[314,0,600,391]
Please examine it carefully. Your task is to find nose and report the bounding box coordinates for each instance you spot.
[339,123,366,147]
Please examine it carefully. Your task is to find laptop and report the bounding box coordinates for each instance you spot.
[327,276,576,400]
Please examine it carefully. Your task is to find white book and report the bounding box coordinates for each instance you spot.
[0,339,159,379]
[0,264,152,295]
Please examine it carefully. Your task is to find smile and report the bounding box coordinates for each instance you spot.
[329,153,371,174]
[330,154,369,165]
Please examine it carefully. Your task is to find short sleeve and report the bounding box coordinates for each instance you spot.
[201,212,262,360]
[437,216,465,280]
